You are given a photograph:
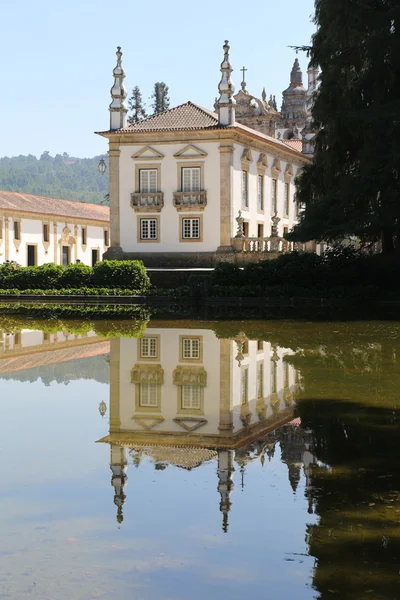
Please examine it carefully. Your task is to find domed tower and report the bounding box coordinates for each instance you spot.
[233,67,280,137]
[276,59,307,140]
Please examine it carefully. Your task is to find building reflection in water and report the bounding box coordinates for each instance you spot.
[98,326,317,530]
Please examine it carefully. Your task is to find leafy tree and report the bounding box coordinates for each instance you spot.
[127,86,147,124]
[0,152,109,204]
[151,82,170,115]
[290,0,400,254]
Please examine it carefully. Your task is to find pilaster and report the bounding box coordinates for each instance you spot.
[4,217,9,261]
[219,339,234,434]
[53,223,57,264]
[218,144,235,251]
[109,338,121,432]
[108,143,121,249]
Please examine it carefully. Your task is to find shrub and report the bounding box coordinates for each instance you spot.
[90,260,150,292]
[59,263,92,288]
[0,263,64,290]
[210,263,243,286]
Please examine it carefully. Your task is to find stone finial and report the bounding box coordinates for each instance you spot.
[217,40,236,126]
[235,210,245,237]
[261,87,267,102]
[109,46,128,131]
[271,212,281,237]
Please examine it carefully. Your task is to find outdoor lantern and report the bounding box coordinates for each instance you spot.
[99,401,107,417]
[98,159,107,175]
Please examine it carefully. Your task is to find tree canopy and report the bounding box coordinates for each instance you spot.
[127,86,147,124]
[0,153,109,204]
[151,82,170,115]
[291,0,400,253]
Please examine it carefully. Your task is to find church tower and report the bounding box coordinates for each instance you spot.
[276,58,307,141]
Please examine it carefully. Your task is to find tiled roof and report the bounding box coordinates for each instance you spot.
[283,139,303,152]
[119,101,219,132]
[96,101,305,156]
[0,340,110,374]
[0,191,110,222]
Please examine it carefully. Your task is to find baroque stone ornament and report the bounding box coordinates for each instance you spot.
[109,46,128,130]
[271,213,281,237]
[216,40,236,126]
[235,211,245,238]
[98,401,107,417]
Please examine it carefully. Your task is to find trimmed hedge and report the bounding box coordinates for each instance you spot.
[0,260,150,293]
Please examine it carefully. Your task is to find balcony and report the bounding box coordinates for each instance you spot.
[173,191,207,212]
[130,192,164,213]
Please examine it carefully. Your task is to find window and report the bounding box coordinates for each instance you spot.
[257,362,264,399]
[241,368,249,404]
[181,385,201,410]
[43,223,49,243]
[182,167,200,192]
[242,170,248,207]
[13,220,20,240]
[139,383,158,407]
[27,245,37,267]
[182,218,200,239]
[257,340,263,352]
[82,227,87,245]
[271,179,278,214]
[104,230,109,246]
[140,218,158,240]
[257,224,264,238]
[258,175,264,211]
[62,246,70,266]
[140,337,158,359]
[139,169,158,193]
[284,183,290,217]
[91,249,99,266]
[182,338,200,360]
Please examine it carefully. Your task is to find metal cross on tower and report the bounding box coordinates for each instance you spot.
[241,66,247,90]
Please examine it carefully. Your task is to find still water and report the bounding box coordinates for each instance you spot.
[0,317,400,599]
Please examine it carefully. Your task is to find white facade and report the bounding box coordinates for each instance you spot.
[0,208,110,267]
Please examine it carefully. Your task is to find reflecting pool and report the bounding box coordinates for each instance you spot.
[0,318,400,599]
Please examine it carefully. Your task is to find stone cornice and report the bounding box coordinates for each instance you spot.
[97,127,311,166]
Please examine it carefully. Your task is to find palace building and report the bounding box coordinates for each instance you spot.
[97,324,317,529]
[97,43,316,268]
[0,191,110,267]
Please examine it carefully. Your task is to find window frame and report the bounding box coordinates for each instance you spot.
[13,220,21,241]
[284,182,290,218]
[242,170,249,208]
[257,174,264,212]
[104,229,110,247]
[271,178,278,215]
[176,161,205,192]
[135,163,162,194]
[139,168,158,193]
[137,216,160,243]
[138,335,160,361]
[179,335,203,363]
[181,167,201,192]
[43,223,49,243]
[179,215,203,243]
[82,226,87,246]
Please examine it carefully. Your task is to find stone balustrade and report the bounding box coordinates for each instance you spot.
[130,192,164,212]
[173,191,208,211]
[233,237,308,254]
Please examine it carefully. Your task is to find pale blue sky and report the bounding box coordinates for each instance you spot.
[1,0,315,159]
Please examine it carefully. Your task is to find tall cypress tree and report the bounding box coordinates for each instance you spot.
[151,82,170,115]
[127,86,147,124]
[291,0,400,253]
